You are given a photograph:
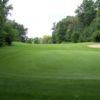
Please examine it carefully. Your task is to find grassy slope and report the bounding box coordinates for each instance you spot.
[0,42,100,100]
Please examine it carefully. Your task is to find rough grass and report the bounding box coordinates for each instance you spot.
[0,42,100,100]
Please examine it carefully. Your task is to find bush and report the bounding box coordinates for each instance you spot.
[5,34,13,46]
[71,32,79,43]
[33,37,40,44]
[42,35,52,44]
[0,33,5,47]
[26,38,33,44]
[0,31,9,47]
[92,30,100,42]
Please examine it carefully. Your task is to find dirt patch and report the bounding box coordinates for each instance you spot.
[88,44,100,48]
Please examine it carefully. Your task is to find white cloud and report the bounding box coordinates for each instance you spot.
[8,0,82,38]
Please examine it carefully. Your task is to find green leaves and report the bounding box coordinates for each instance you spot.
[76,0,96,27]
[0,0,13,46]
[52,0,100,43]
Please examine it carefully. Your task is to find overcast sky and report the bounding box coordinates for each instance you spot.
[8,0,82,38]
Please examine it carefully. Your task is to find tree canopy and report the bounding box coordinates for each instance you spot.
[0,0,28,46]
[52,0,100,43]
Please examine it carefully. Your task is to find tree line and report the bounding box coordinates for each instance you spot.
[33,0,100,44]
[1,0,100,45]
[52,0,100,43]
[0,0,28,47]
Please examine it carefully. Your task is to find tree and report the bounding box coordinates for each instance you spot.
[52,23,57,43]
[42,35,52,44]
[0,0,12,46]
[26,38,33,44]
[33,37,40,44]
[65,16,80,42]
[52,16,80,43]
[95,0,100,10]
[92,30,100,42]
[71,32,79,43]
[4,21,16,45]
[0,0,28,46]
[9,20,28,42]
[54,18,68,43]
[52,0,100,43]
[90,10,100,42]
[76,0,96,27]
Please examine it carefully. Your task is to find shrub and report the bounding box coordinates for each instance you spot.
[92,30,100,42]
[71,32,79,43]
[33,37,40,44]
[26,38,33,44]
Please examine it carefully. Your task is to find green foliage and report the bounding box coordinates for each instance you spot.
[88,10,100,42]
[26,38,33,44]
[9,20,28,42]
[52,23,57,43]
[52,16,80,43]
[33,37,40,44]
[4,21,16,45]
[76,0,96,27]
[52,0,100,43]
[52,32,57,43]
[71,32,79,43]
[0,31,5,46]
[92,30,100,42]
[0,1,28,47]
[95,0,100,10]
[79,27,91,42]
[0,0,13,46]
[56,21,67,43]
[33,36,52,44]
[42,35,52,44]
[90,10,100,31]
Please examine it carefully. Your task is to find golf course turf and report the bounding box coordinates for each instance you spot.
[0,42,100,100]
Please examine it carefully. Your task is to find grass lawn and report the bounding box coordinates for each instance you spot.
[0,42,100,100]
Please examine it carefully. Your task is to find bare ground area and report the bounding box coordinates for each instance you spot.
[88,44,100,48]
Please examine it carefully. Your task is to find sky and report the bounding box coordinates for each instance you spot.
[8,0,82,38]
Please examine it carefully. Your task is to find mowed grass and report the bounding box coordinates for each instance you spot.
[0,42,100,100]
